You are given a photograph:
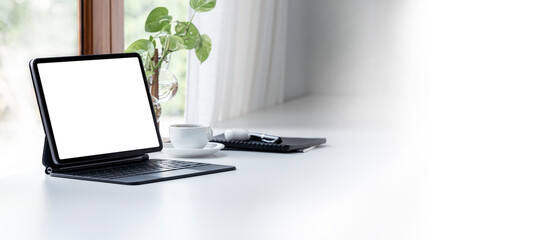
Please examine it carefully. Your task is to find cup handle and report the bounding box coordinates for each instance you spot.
[206,127,213,140]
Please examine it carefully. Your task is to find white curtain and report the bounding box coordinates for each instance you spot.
[185,0,288,124]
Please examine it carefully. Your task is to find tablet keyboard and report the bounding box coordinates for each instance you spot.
[68,159,209,179]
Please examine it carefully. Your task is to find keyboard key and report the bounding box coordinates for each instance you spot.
[67,159,205,179]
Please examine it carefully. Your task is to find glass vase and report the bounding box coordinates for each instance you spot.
[150,95,162,122]
[147,54,179,122]
[155,54,178,103]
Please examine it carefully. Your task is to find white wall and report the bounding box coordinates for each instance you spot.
[303,0,388,96]
[283,0,308,101]
[285,0,412,98]
[284,2,537,237]
[287,0,537,99]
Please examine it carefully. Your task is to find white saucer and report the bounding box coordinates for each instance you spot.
[162,142,225,158]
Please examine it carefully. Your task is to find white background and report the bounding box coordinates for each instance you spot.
[282,0,537,238]
[37,57,160,159]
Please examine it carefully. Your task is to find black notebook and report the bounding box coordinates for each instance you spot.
[210,134,326,153]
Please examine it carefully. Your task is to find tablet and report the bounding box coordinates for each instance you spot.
[29,53,162,166]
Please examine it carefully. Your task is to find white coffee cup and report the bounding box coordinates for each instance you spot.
[169,124,213,149]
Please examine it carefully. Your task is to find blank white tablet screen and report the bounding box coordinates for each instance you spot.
[37,57,160,160]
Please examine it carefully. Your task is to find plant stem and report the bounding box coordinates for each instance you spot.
[154,36,171,70]
[185,11,196,34]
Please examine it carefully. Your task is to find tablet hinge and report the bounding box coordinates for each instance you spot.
[47,154,149,173]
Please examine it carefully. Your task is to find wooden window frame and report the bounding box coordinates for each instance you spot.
[79,0,124,55]
[78,0,162,128]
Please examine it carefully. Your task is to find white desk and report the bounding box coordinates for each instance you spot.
[2,95,535,239]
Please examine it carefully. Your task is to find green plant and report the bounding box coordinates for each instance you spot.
[125,0,216,78]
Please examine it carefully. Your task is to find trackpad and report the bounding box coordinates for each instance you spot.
[116,169,201,183]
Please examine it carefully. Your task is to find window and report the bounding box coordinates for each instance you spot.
[125,0,188,138]
[0,0,189,176]
[0,0,78,176]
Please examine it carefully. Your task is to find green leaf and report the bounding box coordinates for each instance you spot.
[125,39,155,58]
[145,7,172,32]
[168,35,184,51]
[190,0,217,12]
[195,34,211,63]
[174,22,200,50]
[149,35,157,48]
[162,23,171,34]
[174,21,188,34]
[159,36,184,52]
[159,36,167,47]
